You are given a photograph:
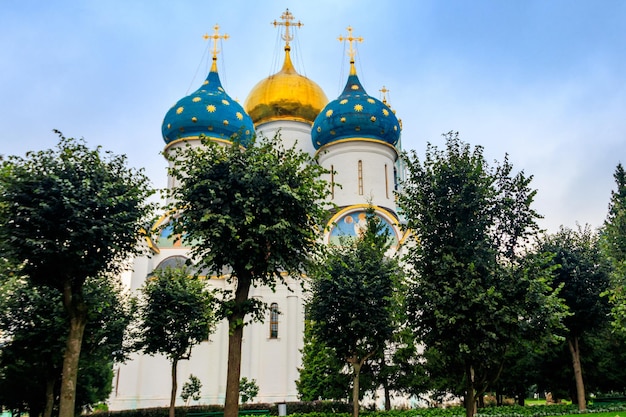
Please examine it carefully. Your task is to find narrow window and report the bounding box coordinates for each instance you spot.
[358,160,363,195]
[394,167,398,191]
[331,164,335,199]
[269,303,279,339]
[385,164,389,199]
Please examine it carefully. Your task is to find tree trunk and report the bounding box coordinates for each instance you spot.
[58,282,88,417]
[568,336,586,411]
[43,376,55,417]
[351,360,361,417]
[170,358,178,417]
[465,364,476,417]
[224,276,252,417]
[383,379,391,411]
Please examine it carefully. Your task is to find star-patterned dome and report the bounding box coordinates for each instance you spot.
[311,68,400,150]
[162,58,254,147]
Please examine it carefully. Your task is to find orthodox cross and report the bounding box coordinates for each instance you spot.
[338,26,363,64]
[272,9,302,47]
[203,24,230,60]
[380,86,389,105]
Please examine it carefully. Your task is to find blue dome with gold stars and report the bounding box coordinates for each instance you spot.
[311,71,400,150]
[162,60,254,147]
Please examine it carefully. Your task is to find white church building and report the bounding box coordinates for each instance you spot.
[108,10,406,410]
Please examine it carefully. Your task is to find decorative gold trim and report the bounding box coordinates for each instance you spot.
[314,137,399,156]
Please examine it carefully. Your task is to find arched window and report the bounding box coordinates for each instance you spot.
[154,255,188,272]
[269,303,279,339]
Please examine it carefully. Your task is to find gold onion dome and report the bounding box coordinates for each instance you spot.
[244,45,328,126]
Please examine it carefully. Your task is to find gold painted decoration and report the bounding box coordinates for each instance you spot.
[176,106,184,114]
[192,97,201,102]
[236,112,243,120]
[207,105,216,113]
[223,120,229,125]
[340,99,348,104]
[354,104,363,112]
[340,117,346,123]
[351,84,359,90]
[382,109,389,116]
[367,98,375,104]
[370,116,376,122]
[330,130,336,135]
[326,109,333,117]
[222,99,230,105]
[191,117,198,123]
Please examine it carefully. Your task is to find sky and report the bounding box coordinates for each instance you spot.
[1,0,625,234]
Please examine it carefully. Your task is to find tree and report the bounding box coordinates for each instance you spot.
[602,163,626,333]
[0,274,133,417]
[239,377,259,404]
[0,133,152,417]
[297,321,351,401]
[181,375,202,406]
[307,208,401,417]
[536,225,611,410]
[398,133,564,417]
[134,266,216,417]
[166,135,330,417]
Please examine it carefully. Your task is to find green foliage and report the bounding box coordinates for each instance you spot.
[297,321,351,401]
[181,375,202,404]
[398,132,563,416]
[307,206,402,414]
[538,226,611,339]
[165,133,331,416]
[166,134,330,299]
[601,163,626,333]
[0,132,154,417]
[534,226,612,407]
[135,266,215,362]
[0,275,133,414]
[239,377,259,404]
[0,132,154,290]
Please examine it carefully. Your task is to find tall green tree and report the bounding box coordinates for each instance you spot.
[0,133,153,417]
[307,208,402,417]
[0,274,133,417]
[602,163,626,333]
[165,134,330,417]
[536,225,611,410]
[398,133,564,417]
[297,321,351,401]
[134,266,215,417]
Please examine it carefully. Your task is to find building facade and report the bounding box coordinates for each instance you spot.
[108,11,405,410]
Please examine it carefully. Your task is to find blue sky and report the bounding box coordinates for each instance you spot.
[1,0,625,233]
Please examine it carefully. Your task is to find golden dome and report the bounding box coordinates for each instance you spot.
[244,46,328,126]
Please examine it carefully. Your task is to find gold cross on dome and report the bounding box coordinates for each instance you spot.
[203,24,230,60]
[338,26,363,64]
[272,8,302,47]
[380,86,389,104]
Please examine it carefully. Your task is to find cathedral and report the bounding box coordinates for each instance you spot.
[108,9,405,410]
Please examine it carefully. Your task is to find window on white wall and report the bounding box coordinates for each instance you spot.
[270,303,279,339]
[358,160,363,195]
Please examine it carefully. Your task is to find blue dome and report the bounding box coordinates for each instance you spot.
[311,72,400,150]
[162,61,254,147]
